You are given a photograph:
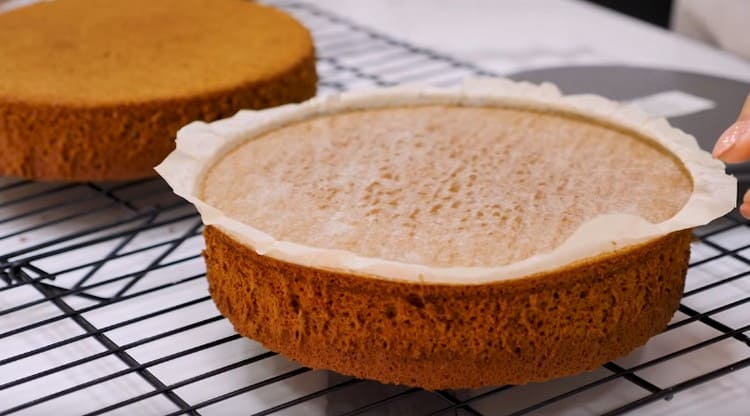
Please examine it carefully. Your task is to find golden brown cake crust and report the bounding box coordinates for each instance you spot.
[203,225,692,390]
[0,0,317,181]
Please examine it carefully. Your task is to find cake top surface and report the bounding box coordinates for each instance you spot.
[156,79,736,284]
[0,0,313,105]
[201,105,692,268]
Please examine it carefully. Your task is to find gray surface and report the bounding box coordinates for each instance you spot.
[510,65,750,175]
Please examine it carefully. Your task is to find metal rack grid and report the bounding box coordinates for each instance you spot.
[1,2,749,415]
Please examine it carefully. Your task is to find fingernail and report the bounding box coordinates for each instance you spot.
[713,120,750,158]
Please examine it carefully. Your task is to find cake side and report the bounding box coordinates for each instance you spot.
[0,44,316,181]
[204,225,691,389]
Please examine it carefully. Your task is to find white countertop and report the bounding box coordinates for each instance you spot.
[312,0,750,82]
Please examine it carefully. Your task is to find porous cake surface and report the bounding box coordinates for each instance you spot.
[0,0,311,105]
[202,105,692,267]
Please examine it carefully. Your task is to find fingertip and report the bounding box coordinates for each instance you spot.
[713,120,750,163]
[740,202,750,220]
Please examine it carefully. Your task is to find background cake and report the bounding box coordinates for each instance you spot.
[156,80,736,389]
[0,0,317,181]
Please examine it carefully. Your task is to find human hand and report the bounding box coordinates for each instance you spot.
[712,94,750,217]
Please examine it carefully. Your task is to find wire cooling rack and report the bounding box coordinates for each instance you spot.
[2,2,750,415]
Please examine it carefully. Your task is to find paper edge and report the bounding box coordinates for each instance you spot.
[155,78,737,285]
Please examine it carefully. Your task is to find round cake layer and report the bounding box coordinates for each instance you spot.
[156,80,736,390]
[202,105,692,268]
[0,0,317,180]
[204,225,691,389]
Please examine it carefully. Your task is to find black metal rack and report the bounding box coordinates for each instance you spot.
[1,2,749,415]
